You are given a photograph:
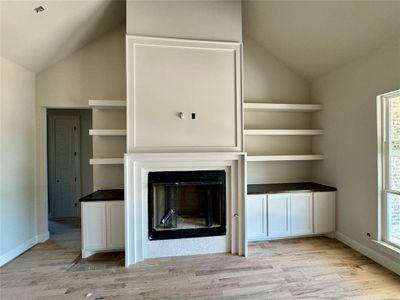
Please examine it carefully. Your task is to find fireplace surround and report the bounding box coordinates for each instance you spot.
[125,152,246,266]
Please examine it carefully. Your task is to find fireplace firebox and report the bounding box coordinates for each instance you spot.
[148,170,226,240]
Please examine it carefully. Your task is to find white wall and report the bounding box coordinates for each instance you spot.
[36,25,126,236]
[243,35,312,184]
[312,38,400,265]
[127,0,242,42]
[0,57,37,266]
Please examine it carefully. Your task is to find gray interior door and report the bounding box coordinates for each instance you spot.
[49,116,80,218]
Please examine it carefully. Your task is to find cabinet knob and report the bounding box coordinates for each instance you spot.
[178,112,185,119]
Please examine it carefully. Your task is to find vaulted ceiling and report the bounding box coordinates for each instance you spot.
[2,0,399,79]
[243,0,400,80]
[0,0,125,73]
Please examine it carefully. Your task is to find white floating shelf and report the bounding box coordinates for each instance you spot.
[247,155,324,162]
[244,129,323,136]
[89,100,126,109]
[89,158,124,165]
[89,129,127,136]
[244,103,323,112]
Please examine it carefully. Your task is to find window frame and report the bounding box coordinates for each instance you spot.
[378,89,400,248]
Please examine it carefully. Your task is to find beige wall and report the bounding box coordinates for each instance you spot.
[243,35,310,103]
[311,38,400,263]
[0,57,36,264]
[243,35,312,184]
[36,26,125,105]
[36,25,126,235]
[127,0,242,42]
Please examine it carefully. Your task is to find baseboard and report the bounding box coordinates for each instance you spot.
[36,231,50,243]
[0,231,50,268]
[335,231,400,276]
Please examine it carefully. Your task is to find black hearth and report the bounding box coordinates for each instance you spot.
[148,170,226,240]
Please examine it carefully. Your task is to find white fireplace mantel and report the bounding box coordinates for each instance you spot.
[124,152,247,266]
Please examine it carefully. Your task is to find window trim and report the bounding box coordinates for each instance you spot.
[377,89,400,248]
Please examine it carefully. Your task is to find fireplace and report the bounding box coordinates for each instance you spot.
[125,153,246,265]
[148,170,226,240]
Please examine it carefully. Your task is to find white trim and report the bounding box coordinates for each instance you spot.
[89,129,127,136]
[88,100,126,109]
[0,238,37,267]
[246,155,324,162]
[125,34,243,47]
[248,232,329,243]
[244,129,323,136]
[377,94,387,241]
[0,232,49,267]
[43,105,90,109]
[335,231,400,276]
[379,89,400,98]
[89,158,124,165]
[244,103,323,113]
[372,240,400,256]
[377,90,400,246]
[36,231,50,243]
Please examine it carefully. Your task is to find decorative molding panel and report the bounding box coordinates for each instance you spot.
[127,36,243,152]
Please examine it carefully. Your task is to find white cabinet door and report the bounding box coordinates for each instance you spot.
[290,193,313,236]
[313,192,336,234]
[106,201,125,249]
[247,195,267,241]
[267,194,290,237]
[82,202,106,250]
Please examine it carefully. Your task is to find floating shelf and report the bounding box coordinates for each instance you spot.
[247,155,324,162]
[89,100,126,109]
[244,129,323,136]
[244,102,322,112]
[89,129,127,136]
[89,158,124,165]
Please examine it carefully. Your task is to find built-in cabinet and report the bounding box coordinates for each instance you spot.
[246,194,267,240]
[247,191,335,241]
[313,192,336,234]
[268,193,291,237]
[81,201,124,258]
[290,193,313,236]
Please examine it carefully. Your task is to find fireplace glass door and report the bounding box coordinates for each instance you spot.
[148,171,226,240]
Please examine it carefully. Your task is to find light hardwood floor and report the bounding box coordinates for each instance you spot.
[1,219,400,299]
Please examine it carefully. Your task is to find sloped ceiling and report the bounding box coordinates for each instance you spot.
[0,0,125,73]
[243,0,400,80]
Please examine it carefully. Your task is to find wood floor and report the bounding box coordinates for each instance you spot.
[1,219,400,299]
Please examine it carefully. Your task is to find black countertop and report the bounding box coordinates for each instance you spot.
[79,183,335,200]
[247,182,336,195]
[79,189,124,202]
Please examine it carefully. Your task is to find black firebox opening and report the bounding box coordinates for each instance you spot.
[148,170,226,240]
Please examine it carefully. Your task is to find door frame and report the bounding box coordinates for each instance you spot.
[47,114,81,218]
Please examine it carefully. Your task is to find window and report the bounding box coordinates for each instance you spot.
[379,89,400,248]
